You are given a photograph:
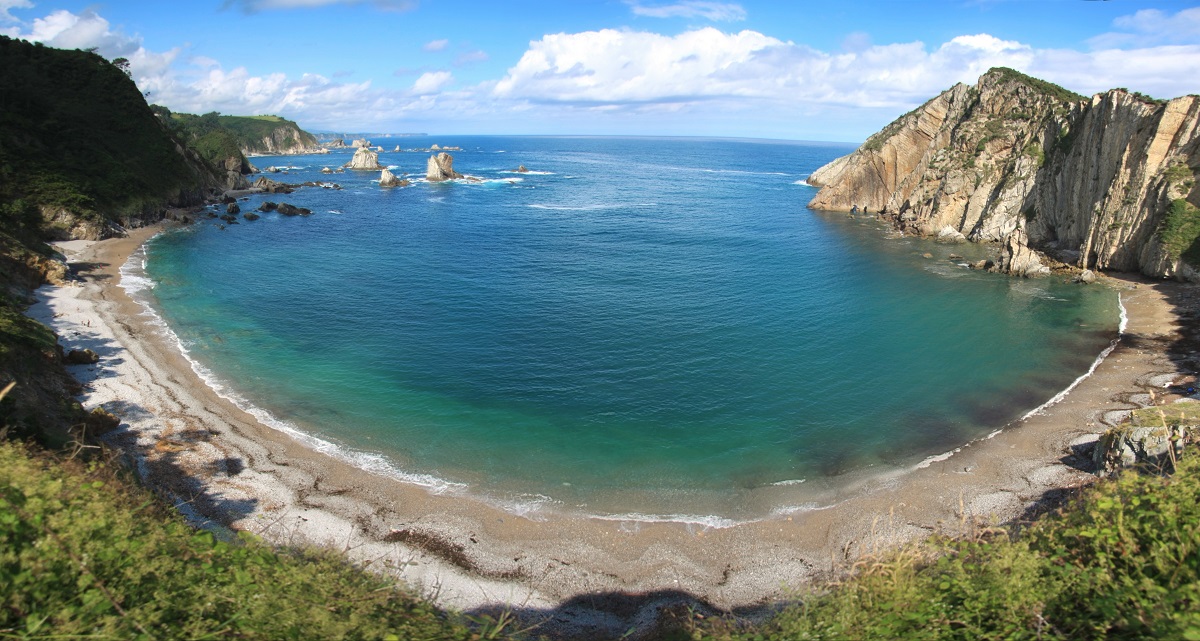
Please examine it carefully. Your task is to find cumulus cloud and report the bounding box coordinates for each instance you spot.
[0,0,31,23]
[423,38,448,52]
[222,0,416,12]
[626,1,746,22]
[1090,7,1200,48]
[493,26,1200,116]
[411,70,453,94]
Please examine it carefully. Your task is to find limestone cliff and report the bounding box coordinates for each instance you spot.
[808,68,1200,280]
[224,115,323,156]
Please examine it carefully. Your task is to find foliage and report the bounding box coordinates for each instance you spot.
[0,35,210,228]
[0,440,493,640]
[1165,162,1195,187]
[985,67,1086,104]
[1159,198,1200,267]
[1023,141,1045,168]
[161,110,317,163]
[696,447,1200,640]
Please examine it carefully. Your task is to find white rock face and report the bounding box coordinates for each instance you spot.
[426,152,463,181]
[807,68,1200,280]
[998,228,1050,277]
[343,147,382,170]
[379,168,407,187]
[936,226,967,243]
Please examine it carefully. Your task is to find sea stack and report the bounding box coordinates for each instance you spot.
[379,168,408,187]
[426,152,463,181]
[343,147,382,170]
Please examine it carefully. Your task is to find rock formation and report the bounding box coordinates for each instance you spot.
[807,67,1200,281]
[426,152,463,181]
[352,139,371,148]
[344,147,383,170]
[379,168,409,187]
[394,145,401,152]
[517,165,529,173]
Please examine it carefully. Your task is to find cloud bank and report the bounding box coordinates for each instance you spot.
[3,6,1199,138]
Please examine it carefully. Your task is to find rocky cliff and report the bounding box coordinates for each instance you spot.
[426,153,463,181]
[808,68,1200,281]
[218,115,322,156]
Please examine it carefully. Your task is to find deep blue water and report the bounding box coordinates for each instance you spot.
[131,136,1120,521]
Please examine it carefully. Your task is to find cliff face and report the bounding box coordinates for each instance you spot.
[221,115,322,156]
[808,68,1200,280]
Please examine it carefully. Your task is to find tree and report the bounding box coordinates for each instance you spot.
[111,57,131,78]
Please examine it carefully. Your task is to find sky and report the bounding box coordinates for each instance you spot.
[2,0,1199,142]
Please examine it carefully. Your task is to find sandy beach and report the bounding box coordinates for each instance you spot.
[29,222,1200,638]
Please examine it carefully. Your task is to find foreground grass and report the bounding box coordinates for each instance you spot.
[0,441,499,640]
[697,445,1200,641]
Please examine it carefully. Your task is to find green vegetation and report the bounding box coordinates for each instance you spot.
[1159,198,1200,267]
[696,446,1200,640]
[158,108,317,164]
[1131,402,1200,429]
[985,67,1086,104]
[0,440,496,640]
[0,36,212,234]
[1023,140,1045,167]
[1166,162,1196,188]
[975,118,1008,153]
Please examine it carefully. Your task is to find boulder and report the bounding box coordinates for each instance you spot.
[243,212,260,221]
[343,147,383,170]
[84,407,121,435]
[379,168,409,188]
[970,259,994,270]
[259,201,278,212]
[220,214,238,223]
[1076,269,1097,284]
[1093,424,1193,474]
[252,176,296,194]
[65,348,99,365]
[277,203,313,217]
[426,152,463,181]
[226,203,240,214]
[321,167,333,174]
[936,225,967,243]
[997,228,1050,277]
[517,165,529,173]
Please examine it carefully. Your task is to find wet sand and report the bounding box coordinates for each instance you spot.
[30,222,1200,637]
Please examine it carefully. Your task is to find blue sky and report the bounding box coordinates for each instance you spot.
[3,0,1199,141]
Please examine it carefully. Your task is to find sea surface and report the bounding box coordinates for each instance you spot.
[126,136,1121,523]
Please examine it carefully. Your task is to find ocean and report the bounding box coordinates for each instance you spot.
[124,136,1121,523]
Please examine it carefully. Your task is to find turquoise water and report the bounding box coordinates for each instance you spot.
[132,136,1120,521]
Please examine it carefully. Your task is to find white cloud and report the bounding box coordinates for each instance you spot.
[0,0,31,23]
[223,0,417,12]
[411,70,453,94]
[1090,7,1200,48]
[626,1,746,22]
[423,38,448,52]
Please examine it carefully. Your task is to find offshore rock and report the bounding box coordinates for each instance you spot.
[352,138,371,148]
[276,203,312,217]
[344,147,383,170]
[426,152,463,181]
[998,227,1050,277]
[807,67,1200,281]
[379,168,409,187]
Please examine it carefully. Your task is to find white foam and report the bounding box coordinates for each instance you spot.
[592,512,741,529]
[1020,291,1126,421]
[528,202,656,211]
[500,170,554,175]
[770,478,806,486]
[118,240,469,496]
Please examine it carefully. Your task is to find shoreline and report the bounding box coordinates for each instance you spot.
[30,223,1199,637]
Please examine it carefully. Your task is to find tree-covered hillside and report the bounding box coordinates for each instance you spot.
[0,36,220,241]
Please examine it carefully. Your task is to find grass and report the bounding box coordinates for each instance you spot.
[693,445,1200,640]
[985,67,1086,104]
[0,439,495,640]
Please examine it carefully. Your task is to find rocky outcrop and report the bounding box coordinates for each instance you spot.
[344,147,383,170]
[997,228,1049,277]
[426,153,463,181]
[237,117,323,156]
[1093,423,1193,474]
[352,139,371,148]
[808,68,1200,281]
[379,168,408,188]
